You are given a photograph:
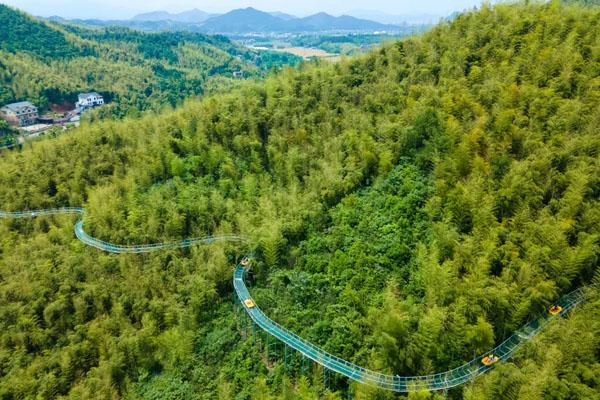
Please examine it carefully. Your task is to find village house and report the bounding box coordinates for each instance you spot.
[0,101,39,127]
[76,92,104,110]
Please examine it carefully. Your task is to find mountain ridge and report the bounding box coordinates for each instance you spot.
[132,8,216,23]
[124,6,403,33]
[199,7,401,33]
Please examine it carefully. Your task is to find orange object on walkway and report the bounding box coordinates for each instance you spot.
[549,305,562,316]
[481,354,499,366]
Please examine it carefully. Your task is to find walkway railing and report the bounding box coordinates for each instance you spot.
[234,265,597,392]
[0,208,246,253]
[1,208,597,392]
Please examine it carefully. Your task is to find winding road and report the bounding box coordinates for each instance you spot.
[0,207,596,392]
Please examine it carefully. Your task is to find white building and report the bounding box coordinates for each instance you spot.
[76,92,104,109]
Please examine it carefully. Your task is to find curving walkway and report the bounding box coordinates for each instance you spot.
[0,208,247,253]
[0,208,597,392]
[234,265,597,392]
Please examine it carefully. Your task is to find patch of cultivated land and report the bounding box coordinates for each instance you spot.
[277,47,340,60]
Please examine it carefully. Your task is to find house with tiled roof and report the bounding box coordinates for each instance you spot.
[76,92,104,109]
[0,101,38,127]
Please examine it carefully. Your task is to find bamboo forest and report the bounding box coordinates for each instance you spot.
[0,1,599,399]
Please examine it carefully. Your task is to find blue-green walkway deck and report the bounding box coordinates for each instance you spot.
[1,208,596,392]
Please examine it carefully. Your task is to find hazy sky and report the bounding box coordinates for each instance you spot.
[1,0,487,20]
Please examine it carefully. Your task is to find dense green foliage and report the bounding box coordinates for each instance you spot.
[0,2,599,399]
[563,0,600,5]
[0,5,86,58]
[288,33,427,55]
[239,32,428,57]
[0,120,18,148]
[0,5,301,117]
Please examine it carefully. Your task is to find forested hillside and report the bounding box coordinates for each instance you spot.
[0,2,598,399]
[0,5,300,117]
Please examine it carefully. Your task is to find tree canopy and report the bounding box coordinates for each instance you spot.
[0,2,598,399]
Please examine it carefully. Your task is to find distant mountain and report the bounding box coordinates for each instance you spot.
[268,11,297,21]
[132,11,171,21]
[49,17,207,32]
[200,7,304,33]
[199,7,400,33]
[298,12,391,31]
[132,8,216,23]
[49,7,403,35]
[177,9,217,23]
[345,9,443,24]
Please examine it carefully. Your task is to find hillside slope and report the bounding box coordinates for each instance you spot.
[0,5,301,116]
[0,4,87,58]
[0,2,598,399]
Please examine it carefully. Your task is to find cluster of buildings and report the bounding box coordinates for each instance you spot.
[0,92,105,128]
